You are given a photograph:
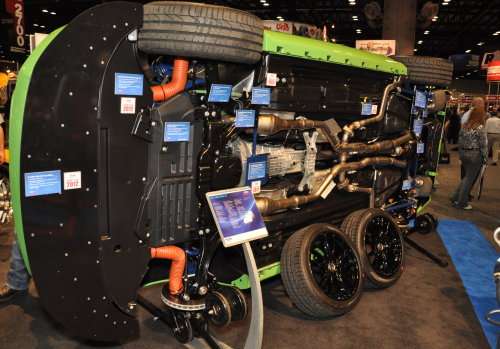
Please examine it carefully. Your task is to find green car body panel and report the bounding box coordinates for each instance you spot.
[262,30,408,76]
[9,27,65,274]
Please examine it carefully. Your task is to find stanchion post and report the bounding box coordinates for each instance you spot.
[242,241,264,349]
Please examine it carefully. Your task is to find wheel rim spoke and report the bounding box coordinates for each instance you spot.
[364,215,403,277]
[308,230,360,301]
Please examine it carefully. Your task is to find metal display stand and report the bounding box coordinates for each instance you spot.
[242,242,264,349]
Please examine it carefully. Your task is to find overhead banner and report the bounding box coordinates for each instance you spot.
[4,0,26,54]
[356,40,396,56]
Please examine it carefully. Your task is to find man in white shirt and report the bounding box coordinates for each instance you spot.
[485,110,500,165]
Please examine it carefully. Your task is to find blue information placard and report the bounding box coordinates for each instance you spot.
[206,187,269,247]
[251,87,271,105]
[235,109,256,128]
[246,154,268,184]
[208,84,233,103]
[413,119,424,136]
[114,73,144,96]
[24,170,62,197]
[361,102,372,115]
[402,179,413,191]
[414,90,427,109]
[417,142,425,154]
[164,122,191,142]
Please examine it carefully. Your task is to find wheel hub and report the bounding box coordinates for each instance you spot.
[327,261,337,272]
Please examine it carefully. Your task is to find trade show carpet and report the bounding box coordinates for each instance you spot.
[437,219,499,349]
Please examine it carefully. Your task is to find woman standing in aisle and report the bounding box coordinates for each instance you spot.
[451,97,488,210]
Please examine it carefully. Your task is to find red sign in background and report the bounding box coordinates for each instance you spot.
[487,61,500,82]
[4,0,25,54]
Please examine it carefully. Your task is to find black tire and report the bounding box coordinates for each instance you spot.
[342,209,404,289]
[395,56,454,87]
[281,223,363,318]
[138,1,263,64]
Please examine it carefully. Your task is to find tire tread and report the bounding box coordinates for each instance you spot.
[138,1,263,64]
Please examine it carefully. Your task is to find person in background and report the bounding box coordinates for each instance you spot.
[486,106,500,166]
[451,97,488,210]
[461,105,472,125]
[447,107,461,145]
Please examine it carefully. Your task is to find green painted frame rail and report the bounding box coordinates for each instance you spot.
[9,28,64,274]
[263,30,408,76]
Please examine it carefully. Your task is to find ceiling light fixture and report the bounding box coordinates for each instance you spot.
[432,16,438,21]
[40,25,46,28]
[263,2,269,6]
[42,9,48,13]
[414,48,418,52]
[331,24,335,29]
[352,15,358,21]
[33,23,39,27]
[442,2,449,5]
[493,31,500,36]
[477,42,484,46]
[417,40,423,44]
[465,49,471,53]
[424,30,429,35]
[50,11,56,15]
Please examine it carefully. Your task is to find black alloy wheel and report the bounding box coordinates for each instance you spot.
[342,208,405,288]
[309,230,361,302]
[281,223,364,318]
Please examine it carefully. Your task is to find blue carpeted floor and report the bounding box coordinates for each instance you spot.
[437,219,499,348]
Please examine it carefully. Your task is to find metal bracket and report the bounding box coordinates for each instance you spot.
[131,108,153,142]
[298,131,318,192]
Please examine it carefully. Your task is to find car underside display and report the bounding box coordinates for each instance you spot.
[9,1,452,346]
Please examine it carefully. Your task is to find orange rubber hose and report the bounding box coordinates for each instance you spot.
[151,58,189,102]
[150,246,186,295]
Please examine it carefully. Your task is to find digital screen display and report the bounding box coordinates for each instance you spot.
[206,187,268,247]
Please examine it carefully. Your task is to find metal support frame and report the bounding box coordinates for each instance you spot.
[404,216,449,268]
[137,242,264,349]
